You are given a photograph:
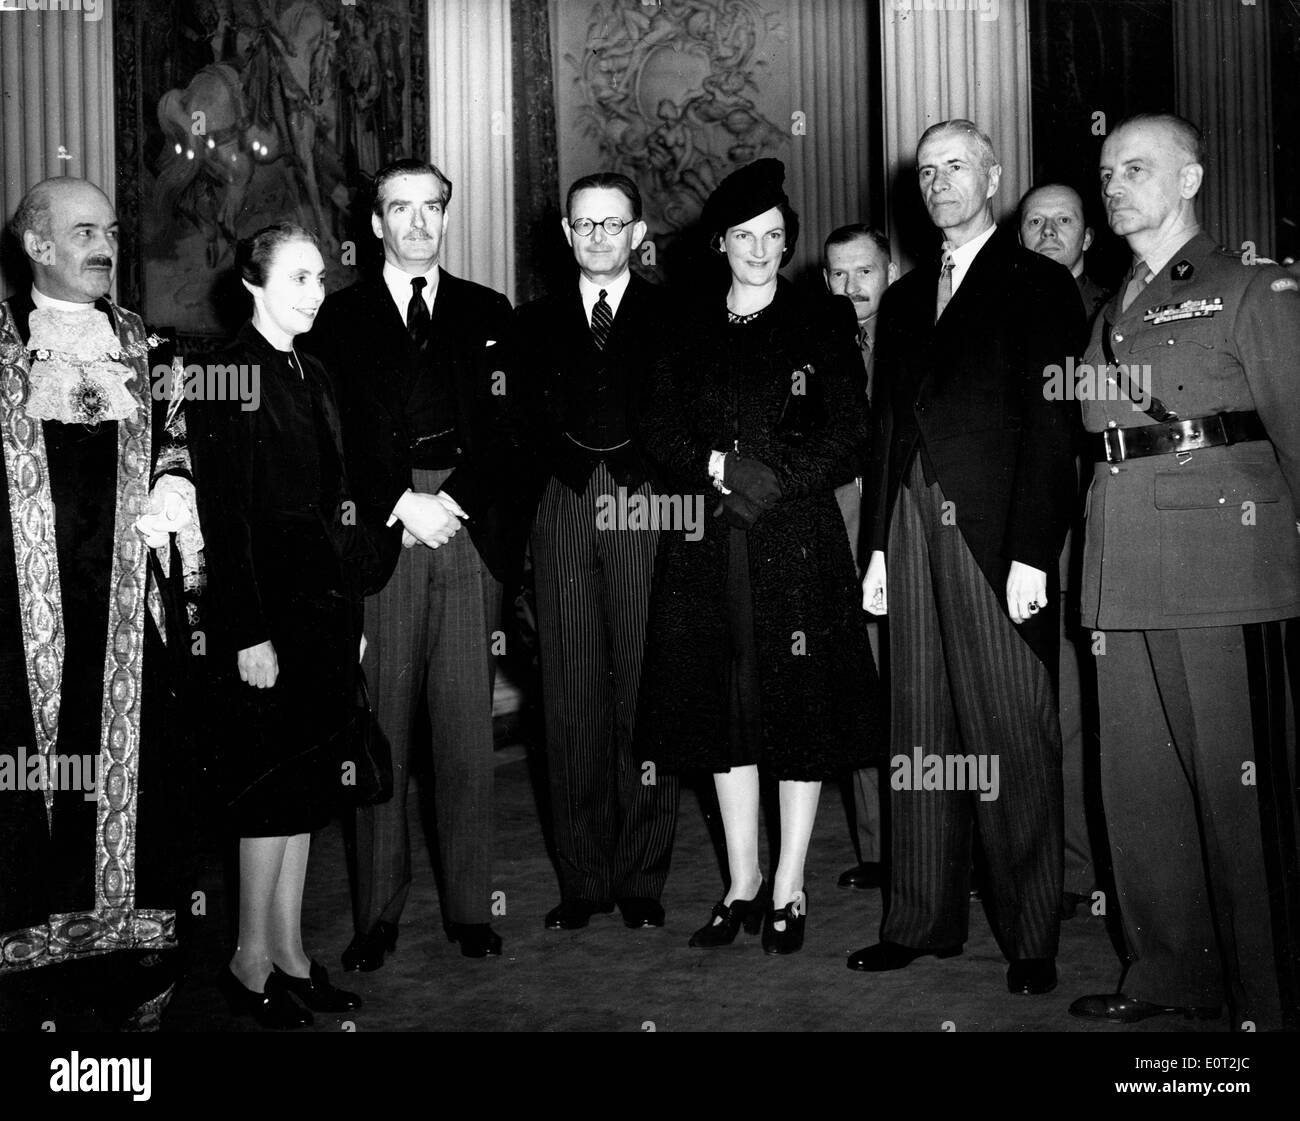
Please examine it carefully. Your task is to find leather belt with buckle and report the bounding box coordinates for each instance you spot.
[1091,410,1267,464]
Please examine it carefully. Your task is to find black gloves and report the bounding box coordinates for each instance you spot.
[712,491,768,529]
[723,454,782,508]
[714,454,782,530]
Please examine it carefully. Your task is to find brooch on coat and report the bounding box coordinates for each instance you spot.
[774,362,826,445]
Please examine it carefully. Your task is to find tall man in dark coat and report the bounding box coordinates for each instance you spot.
[304,159,527,967]
[518,172,680,931]
[0,178,197,1027]
[1018,182,1112,919]
[1068,114,1300,1030]
[822,223,898,892]
[849,120,1082,995]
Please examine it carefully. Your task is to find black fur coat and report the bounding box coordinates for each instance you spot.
[634,279,882,780]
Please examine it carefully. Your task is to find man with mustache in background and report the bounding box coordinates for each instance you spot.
[0,177,199,1028]
[822,224,897,893]
[305,159,530,970]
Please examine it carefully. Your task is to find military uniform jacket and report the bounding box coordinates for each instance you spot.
[1079,231,1300,630]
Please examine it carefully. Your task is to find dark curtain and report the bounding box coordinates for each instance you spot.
[511,0,564,306]
[1028,0,1176,289]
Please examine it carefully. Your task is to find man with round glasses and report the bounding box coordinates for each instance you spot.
[518,172,681,932]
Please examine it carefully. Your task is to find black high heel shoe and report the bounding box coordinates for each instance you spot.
[762,890,807,955]
[273,960,362,1013]
[219,966,313,1029]
[689,881,769,948]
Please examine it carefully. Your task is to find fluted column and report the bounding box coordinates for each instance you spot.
[881,0,1032,269]
[429,0,515,297]
[0,1,115,298]
[782,0,875,279]
[1174,0,1273,255]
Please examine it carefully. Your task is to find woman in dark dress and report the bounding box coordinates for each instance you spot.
[192,224,367,1027]
[636,160,880,954]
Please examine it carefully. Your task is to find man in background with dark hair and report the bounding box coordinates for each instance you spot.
[305,158,529,968]
[822,223,897,893]
[518,172,680,931]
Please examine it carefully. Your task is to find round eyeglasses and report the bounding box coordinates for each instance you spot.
[569,216,632,237]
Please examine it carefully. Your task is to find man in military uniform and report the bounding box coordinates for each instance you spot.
[1069,113,1300,1030]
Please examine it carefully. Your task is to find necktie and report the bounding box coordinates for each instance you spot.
[407,276,430,343]
[858,328,874,405]
[591,289,613,350]
[1121,259,1152,313]
[934,243,956,323]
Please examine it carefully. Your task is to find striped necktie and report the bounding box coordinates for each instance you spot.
[591,289,613,350]
[934,243,956,323]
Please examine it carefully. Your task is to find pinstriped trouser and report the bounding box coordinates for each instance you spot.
[882,457,1063,960]
[531,465,679,902]
[352,467,501,930]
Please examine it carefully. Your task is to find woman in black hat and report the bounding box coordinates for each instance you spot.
[636,159,881,954]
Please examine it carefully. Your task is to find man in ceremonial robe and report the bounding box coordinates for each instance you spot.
[0,178,199,1029]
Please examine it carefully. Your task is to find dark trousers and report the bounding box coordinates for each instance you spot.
[835,478,882,863]
[882,458,1063,960]
[351,467,501,931]
[1058,593,1096,898]
[1096,623,1299,1029]
[531,465,678,902]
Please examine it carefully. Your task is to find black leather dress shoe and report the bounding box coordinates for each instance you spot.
[544,899,614,930]
[617,898,665,928]
[273,960,362,1012]
[1069,992,1222,1024]
[341,920,398,973]
[837,862,883,890]
[446,923,503,958]
[1006,958,1057,995]
[846,940,963,972]
[219,967,312,1029]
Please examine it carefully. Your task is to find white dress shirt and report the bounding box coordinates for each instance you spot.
[383,261,440,320]
[947,222,998,295]
[578,268,631,326]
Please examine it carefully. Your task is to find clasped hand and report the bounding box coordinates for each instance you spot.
[1006,560,1048,624]
[394,491,461,550]
[238,640,278,689]
[714,454,781,529]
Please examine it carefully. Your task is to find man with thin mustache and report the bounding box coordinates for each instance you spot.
[305,158,530,968]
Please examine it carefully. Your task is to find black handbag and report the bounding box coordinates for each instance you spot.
[337,668,393,807]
